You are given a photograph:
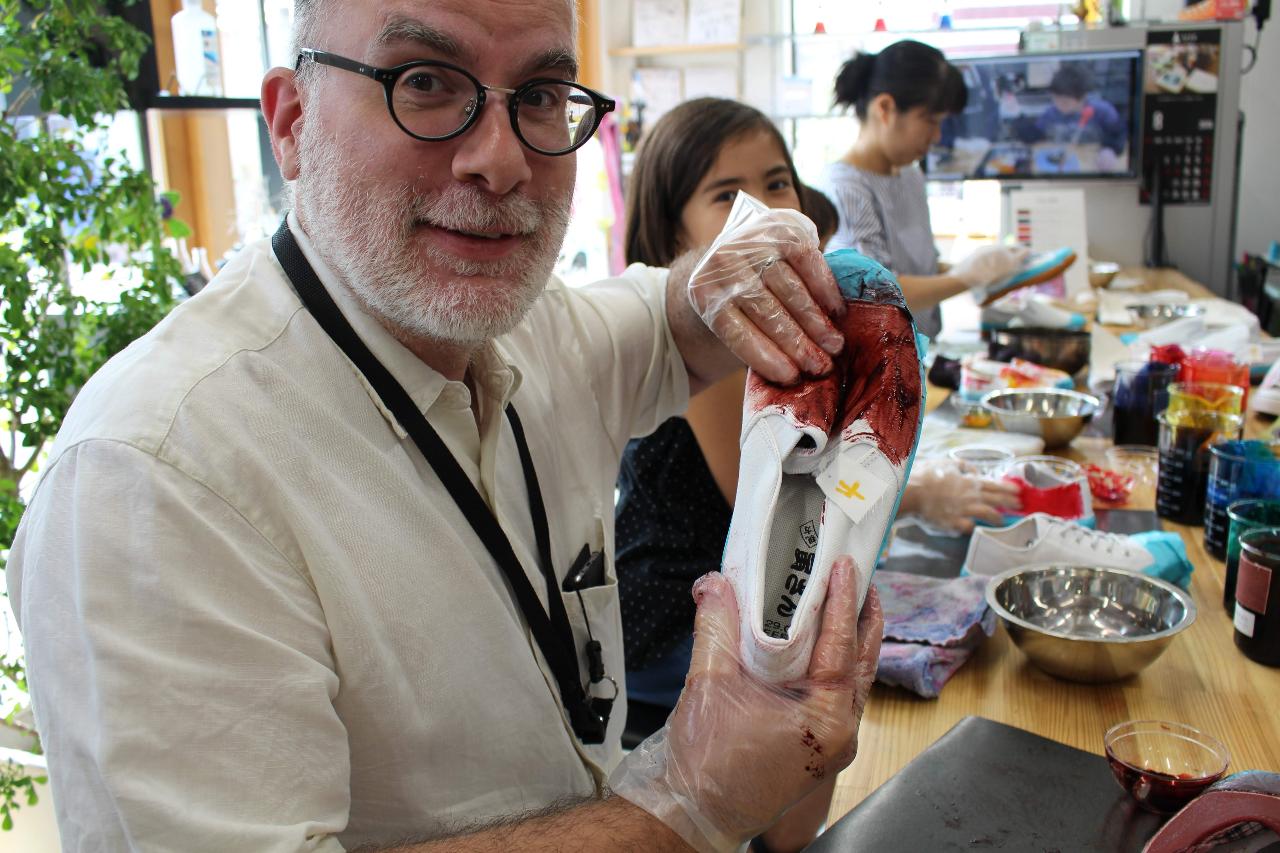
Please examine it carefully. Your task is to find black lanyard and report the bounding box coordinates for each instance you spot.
[272,220,611,744]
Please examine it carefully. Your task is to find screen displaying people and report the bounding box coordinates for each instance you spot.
[927,51,1141,179]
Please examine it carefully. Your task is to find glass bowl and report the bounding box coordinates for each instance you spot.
[949,394,993,428]
[1106,445,1160,487]
[947,444,1015,476]
[1104,720,1230,814]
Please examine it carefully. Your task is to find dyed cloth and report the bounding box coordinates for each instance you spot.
[874,571,996,698]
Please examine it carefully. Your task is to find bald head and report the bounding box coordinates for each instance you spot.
[291,0,579,68]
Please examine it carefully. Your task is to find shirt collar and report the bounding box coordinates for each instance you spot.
[286,212,522,433]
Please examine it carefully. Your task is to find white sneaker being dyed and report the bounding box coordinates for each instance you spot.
[982,292,1086,331]
[722,249,924,684]
[963,512,1193,588]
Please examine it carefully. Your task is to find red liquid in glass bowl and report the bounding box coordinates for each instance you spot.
[1104,720,1230,814]
[1105,755,1223,813]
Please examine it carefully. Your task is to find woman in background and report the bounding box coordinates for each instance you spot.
[820,39,1029,339]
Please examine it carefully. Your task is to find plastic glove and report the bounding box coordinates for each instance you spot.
[609,557,882,853]
[687,192,847,385]
[901,458,1023,535]
[951,245,1031,289]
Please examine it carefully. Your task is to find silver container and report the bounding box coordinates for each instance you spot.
[988,327,1092,378]
[985,565,1196,683]
[1089,260,1121,288]
[980,387,1100,450]
[1128,303,1206,329]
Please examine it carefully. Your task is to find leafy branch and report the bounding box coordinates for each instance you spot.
[0,0,187,831]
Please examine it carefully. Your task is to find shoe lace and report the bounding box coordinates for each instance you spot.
[1045,518,1133,557]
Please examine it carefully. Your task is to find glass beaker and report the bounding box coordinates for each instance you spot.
[1112,361,1178,446]
[1205,441,1280,559]
[1155,410,1244,526]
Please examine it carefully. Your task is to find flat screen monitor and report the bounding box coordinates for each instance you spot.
[925,49,1143,181]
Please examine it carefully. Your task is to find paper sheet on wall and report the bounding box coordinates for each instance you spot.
[633,0,686,48]
[682,66,738,100]
[687,0,741,44]
[1005,188,1090,297]
[632,67,683,125]
[773,76,815,118]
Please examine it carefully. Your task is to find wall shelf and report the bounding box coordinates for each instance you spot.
[144,95,261,111]
[609,42,743,57]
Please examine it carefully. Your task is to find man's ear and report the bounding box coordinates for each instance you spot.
[262,67,305,181]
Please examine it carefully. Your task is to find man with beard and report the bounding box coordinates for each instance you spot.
[6,1,883,851]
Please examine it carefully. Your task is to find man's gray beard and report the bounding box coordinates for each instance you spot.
[293,125,571,347]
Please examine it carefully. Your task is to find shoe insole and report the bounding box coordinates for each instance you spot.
[761,474,825,640]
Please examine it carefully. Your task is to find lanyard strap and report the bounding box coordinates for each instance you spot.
[271,220,607,743]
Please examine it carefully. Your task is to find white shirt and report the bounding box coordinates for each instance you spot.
[7,218,688,852]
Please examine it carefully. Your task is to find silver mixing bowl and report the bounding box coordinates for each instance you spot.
[980,387,1100,449]
[1128,303,1206,329]
[985,565,1196,683]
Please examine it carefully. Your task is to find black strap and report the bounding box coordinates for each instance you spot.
[271,220,608,743]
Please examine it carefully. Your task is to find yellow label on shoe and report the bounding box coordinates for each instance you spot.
[817,449,890,523]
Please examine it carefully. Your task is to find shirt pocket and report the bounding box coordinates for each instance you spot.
[559,514,623,690]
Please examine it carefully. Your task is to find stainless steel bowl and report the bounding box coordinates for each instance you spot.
[988,327,1092,378]
[1128,303,1206,329]
[980,387,1100,449]
[1089,260,1122,289]
[985,565,1196,683]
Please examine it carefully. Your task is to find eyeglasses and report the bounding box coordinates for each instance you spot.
[296,49,615,156]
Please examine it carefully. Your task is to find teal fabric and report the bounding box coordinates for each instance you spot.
[1130,530,1195,590]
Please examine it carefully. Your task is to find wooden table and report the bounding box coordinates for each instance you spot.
[827,386,1280,825]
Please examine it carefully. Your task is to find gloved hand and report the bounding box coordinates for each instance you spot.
[686,192,847,385]
[901,458,1023,535]
[609,557,883,853]
[950,245,1031,289]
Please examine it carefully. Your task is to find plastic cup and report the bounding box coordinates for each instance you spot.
[1204,441,1280,559]
[1224,499,1280,611]
[1155,410,1244,526]
[1234,528,1280,666]
[1112,361,1178,447]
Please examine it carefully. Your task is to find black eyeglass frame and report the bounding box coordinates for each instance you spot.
[296,48,616,156]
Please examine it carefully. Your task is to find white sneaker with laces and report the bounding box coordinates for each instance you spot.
[722,249,924,684]
[963,513,1189,586]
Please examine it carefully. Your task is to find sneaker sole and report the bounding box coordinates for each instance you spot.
[978,248,1078,307]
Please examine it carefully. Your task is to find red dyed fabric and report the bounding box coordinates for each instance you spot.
[1002,475,1085,519]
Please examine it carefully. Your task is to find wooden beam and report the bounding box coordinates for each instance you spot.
[145,0,240,262]
[576,0,603,90]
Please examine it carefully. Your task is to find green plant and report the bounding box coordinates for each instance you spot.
[0,0,187,830]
